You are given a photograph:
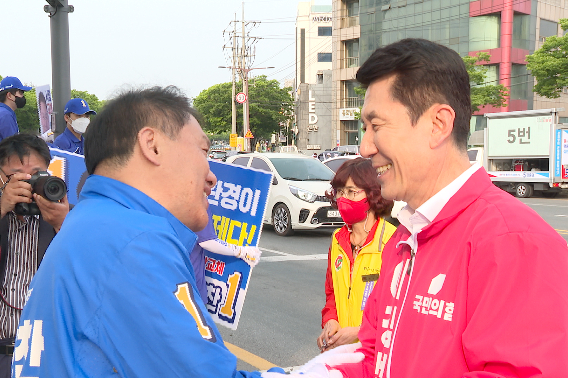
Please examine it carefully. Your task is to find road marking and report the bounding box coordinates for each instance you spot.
[259,247,290,256]
[556,229,568,234]
[259,247,327,261]
[262,254,328,262]
[225,342,277,370]
[555,215,568,217]
[526,203,568,208]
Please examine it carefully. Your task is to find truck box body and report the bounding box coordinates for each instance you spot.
[468,108,568,198]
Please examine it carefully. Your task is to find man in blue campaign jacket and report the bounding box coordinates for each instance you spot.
[12,87,278,377]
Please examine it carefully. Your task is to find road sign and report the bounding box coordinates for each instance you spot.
[230,133,238,147]
[245,130,254,139]
[235,92,247,104]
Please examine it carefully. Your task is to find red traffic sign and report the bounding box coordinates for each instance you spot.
[235,92,247,104]
[245,130,254,138]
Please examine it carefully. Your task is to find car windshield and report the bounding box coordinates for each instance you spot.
[269,157,334,181]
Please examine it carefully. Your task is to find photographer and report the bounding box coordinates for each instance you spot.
[0,134,68,378]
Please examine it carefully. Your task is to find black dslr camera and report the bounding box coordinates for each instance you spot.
[15,171,67,216]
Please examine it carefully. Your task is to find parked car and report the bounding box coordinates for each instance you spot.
[334,145,360,155]
[225,153,343,236]
[208,150,227,161]
[221,150,249,162]
[322,155,359,173]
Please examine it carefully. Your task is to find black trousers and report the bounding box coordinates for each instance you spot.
[0,338,14,378]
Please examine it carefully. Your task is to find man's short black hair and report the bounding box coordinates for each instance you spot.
[84,86,201,175]
[356,38,471,150]
[0,89,17,104]
[0,134,51,168]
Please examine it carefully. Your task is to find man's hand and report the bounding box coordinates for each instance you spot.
[324,326,360,351]
[0,173,33,218]
[262,364,344,378]
[236,246,261,267]
[35,193,69,232]
[317,319,340,352]
[288,342,364,377]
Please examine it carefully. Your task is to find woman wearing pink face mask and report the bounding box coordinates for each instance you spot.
[317,157,395,352]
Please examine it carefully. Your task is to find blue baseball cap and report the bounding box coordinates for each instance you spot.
[0,76,32,92]
[64,98,97,115]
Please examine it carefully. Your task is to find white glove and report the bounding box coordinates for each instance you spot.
[262,363,343,378]
[235,246,261,267]
[295,342,364,373]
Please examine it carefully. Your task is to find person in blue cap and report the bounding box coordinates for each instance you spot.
[0,77,32,142]
[52,98,96,155]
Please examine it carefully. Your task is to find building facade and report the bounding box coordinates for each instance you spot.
[296,71,333,152]
[295,1,334,153]
[332,0,568,145]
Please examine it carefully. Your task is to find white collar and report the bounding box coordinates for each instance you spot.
[398,163,481,235]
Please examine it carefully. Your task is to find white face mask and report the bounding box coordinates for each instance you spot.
[71,118,90,134]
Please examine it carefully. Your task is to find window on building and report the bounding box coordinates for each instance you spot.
[470,115,487,132]
[343,81,363,108]
[317,53,332,62]
[346,0,359,17]
[316,73,324,84]
[510,64,529,100]
[343,120,360,145]
[540,19,558,41]
[344,39,359,68]
[469,15,500,51]
[513,14,531,49]
[318,26,332,36]
[471,65,498,88]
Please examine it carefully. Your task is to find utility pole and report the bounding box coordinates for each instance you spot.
[221,6,271,152]
[44,0,73,137]
[241,3,249,151]
[231,14,237,135]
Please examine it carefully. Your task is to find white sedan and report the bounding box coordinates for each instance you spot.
[225,153,343,236]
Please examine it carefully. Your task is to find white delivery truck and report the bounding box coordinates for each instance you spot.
[468,108,568,198]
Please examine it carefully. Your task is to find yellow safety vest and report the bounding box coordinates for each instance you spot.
[330,218,397,328]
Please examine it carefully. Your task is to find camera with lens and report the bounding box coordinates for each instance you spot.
[15,171,67,216]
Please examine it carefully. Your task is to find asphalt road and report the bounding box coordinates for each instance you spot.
[220,193,568,372]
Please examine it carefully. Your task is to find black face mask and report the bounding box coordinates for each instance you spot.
[14,95,26,109]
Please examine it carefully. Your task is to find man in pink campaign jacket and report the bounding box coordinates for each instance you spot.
[263,38,568,378]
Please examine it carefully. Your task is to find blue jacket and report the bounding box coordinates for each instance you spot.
[53,127,84,155]
[13,175,262,378]
[0,103,18,142]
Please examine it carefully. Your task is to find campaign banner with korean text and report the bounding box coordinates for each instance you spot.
[205,160,272,330]
[48,148,88,206]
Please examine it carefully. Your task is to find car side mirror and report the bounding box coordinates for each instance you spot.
[272,176,278,185]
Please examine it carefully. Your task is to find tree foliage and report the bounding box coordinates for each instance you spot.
[0,75,105,135]
[464,52,509,112]
[193,75,293,142]
[526,19,568,99]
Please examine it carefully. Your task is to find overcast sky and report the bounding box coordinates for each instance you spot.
[3,0,320,101]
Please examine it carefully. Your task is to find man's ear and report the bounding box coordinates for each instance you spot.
[429,104,455,149]
[137,127,161,166]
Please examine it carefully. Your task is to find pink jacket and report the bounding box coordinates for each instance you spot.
[334,169,568,378]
